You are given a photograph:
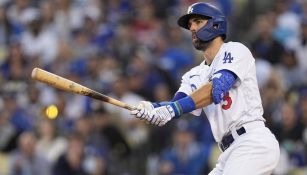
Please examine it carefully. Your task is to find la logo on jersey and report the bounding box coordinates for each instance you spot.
[223,52,233,64]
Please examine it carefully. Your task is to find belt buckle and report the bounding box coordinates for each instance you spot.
[219,133,234,152]
[218,142,227,152]
[219,126,246,152]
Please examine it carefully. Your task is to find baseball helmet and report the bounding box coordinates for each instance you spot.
[177,2,227,42]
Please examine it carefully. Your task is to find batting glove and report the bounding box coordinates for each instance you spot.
[147,105,176,126]
[131,97,195,126]
[146,96,196,126]
[130,101,154,120]
[138,101,155,111]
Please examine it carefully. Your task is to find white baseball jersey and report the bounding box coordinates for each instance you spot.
[178,41,265,142]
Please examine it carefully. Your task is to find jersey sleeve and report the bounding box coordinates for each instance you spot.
[177,71,194,95]
[214,43,254,82]
[177,66,208,117]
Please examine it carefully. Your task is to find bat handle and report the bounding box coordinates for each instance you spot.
[125,105,135,111]
[110,100,135,111]
[89,90,135,111]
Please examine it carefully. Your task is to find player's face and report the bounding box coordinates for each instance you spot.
[188,17,210,50]
[188,17,208,39]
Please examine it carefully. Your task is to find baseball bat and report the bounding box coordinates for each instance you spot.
[31,67,134,111]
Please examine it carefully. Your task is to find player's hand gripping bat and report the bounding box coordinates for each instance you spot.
[31,67,134,111]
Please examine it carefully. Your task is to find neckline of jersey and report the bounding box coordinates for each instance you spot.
[207,42,227,67]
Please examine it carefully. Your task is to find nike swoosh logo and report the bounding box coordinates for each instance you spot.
[189,74,200,78]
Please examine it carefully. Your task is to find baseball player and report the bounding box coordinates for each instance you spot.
[131,2,280,175]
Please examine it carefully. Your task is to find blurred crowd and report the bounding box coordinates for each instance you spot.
[0,0,306,174]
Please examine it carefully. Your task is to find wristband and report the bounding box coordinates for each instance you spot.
[170,96,196,118]
[152,101,172,108]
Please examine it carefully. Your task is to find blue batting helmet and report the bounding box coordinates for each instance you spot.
[177,2,227,42]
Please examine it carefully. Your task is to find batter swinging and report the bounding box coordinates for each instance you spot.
[131,2,280,174]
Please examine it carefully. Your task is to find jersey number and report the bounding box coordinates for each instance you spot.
[222,92,232,110]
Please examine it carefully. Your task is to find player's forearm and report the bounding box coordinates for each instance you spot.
[164,82,213,118]
[131,82,214,123]
[190,82,213,108]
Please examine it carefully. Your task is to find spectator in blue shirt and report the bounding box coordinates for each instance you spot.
[159,120,212,175]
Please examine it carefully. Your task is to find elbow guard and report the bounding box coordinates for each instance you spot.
[212,70,237,104]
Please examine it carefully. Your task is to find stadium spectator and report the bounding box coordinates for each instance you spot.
[159,119,212,175]
[9,131,51,175]
[52,133,87,175]
[36,119,67,165]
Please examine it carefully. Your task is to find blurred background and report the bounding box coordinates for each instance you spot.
[0,0,306,174]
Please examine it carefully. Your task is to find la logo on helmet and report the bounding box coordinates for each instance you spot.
[187,6,193,14]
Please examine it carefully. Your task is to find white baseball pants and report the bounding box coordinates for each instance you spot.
[209,121,280,175]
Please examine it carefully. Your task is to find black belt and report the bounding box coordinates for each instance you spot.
[219,127,246,152]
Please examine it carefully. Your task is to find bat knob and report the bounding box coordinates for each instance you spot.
[31,67,39,80]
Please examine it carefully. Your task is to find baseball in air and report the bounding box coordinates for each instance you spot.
[45,105,58,119]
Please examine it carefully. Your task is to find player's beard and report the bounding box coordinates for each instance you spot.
[192,32,211,51]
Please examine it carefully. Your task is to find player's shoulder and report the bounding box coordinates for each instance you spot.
[182,61,210,79]
[189,61,210,73]
[222,41,253,59]
[223,41,250,52]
